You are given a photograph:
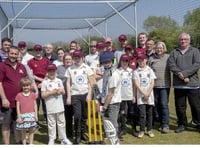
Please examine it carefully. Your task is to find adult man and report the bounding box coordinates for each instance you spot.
[18,41,33,65]
[85,41,98,66]
[0,38,12,62]
[167,32,200,133]
[0,46,28,144]
[145,39,155,59]
[114,34,128,65]
[43,43,57,63]
[135,32,148,55]
[69,40,79,55]
[28,44,51,123]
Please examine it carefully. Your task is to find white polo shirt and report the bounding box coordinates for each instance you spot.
[22,53,34,65]
[133,66,156,105]
[41,77,64,114]
[102,68,121,104]
[65,63,94,95]
[118,67,134,101]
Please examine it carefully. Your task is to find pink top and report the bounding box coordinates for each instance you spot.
[15,92,37,114]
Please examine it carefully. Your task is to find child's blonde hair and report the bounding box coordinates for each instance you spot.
[19,77,32,91]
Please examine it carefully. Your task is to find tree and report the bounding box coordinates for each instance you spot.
[183,8,200,48]
[143,16,181,52]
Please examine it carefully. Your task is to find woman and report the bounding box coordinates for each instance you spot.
[53,47,65,66]
[57,53,73,139]
[149,41,171,134]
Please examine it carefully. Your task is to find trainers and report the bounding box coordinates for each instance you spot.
[147,130,155,138]
[158,127,162,131]
[161,126,169,133]
[48,139,55,145]
[138,131,144,138]
[61,139,73,145]
[175,125,185,133]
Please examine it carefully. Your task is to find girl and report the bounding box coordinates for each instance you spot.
[15,77,38,144]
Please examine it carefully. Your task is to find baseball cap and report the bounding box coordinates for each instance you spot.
[33,44,43,51]
[118,34,127,42]
[96,41,105,49]
[105,37,112,43]
[46,64,57,71]
[18,41,26,48]
[73,50,84,58]
[125,45,133,51]
[120,54,130,61]
[137,54,147,60]
[90,41,97,47]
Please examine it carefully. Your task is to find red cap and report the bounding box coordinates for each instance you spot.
[33,44,43,51]
[18,41,26,48]
[137,54,147,60]
[125,45,133,51]
[120,54,130,61]
[105,37,112,43]
[46,64,57,71]
[96,41,105,49]
[118,34,127,42]
[73,50,84,58]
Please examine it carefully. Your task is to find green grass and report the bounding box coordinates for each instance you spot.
[1,86,200,144]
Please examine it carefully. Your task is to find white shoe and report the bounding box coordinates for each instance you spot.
[48,139,55,145]
[61,139,72,145]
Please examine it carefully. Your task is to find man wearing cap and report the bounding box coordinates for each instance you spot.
[105,37,115,53]
[114,34,128,65]
[0,37,12,62]
[85,40,99,67]
[0,46,28,144]
[28,44,51,123]
[65,50,93,144]
[18,41,33,65]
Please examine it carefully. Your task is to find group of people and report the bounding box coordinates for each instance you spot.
[0,32,199,145]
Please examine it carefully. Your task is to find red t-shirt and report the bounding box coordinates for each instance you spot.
[0,60,28,108]
[15,92,37,114]
[28,57,50,85]
[135,47,146,55]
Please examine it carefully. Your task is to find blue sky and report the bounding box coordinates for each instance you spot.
[13,0,200,45]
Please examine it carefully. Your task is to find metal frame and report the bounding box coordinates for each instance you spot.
[0,0,138,46]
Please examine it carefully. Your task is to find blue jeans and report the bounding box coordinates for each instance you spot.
[154,88,170,127]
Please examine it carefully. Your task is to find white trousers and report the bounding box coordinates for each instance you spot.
[47,111,67,140]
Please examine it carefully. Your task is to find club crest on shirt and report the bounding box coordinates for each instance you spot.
[121,78,129,87]
[140,78,148,87]
[19,69,24,74]
[76,75,84,84]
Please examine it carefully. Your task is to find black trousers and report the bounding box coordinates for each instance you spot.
[138,104,153,131]
[71,93,88,137]
[174,88,200,126]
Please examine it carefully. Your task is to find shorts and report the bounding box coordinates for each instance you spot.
[0,108,17,124]
[16,112,37,130]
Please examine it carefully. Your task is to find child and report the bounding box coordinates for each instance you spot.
[15,77,38,145]
[133,54,156,138]
[41,64,72,145]
[117,54,135,138]
[99,50,121,134]
[65,50,93,144]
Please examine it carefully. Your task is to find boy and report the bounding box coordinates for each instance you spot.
[133,54,156,138]
[99,50,121,134]
[65,50,93,144]
[41,64,72,145]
